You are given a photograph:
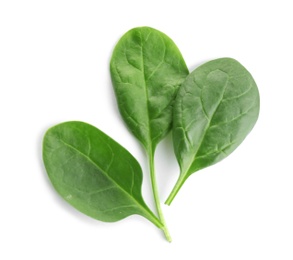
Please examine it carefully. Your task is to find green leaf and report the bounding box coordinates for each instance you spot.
[110,26,189,152]
[110,26,188,241]
[43,121,162,228]
[166,58,260,205]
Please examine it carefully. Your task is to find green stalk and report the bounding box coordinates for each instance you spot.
[148,150,172,242]
[165,173,187,205]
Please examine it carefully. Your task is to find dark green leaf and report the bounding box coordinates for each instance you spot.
[166,58,260,204]
[110,26,189,152]
[110,27,188,241]
[43,121,162,228]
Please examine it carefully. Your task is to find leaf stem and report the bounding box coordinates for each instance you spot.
[148,150,172,242]
[165,173,187,206]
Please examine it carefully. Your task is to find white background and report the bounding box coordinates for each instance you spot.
[1,0,292,259]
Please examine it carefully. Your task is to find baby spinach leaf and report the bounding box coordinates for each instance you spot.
[43,121,163,229]
[110,26,189,241]
[110,26,189,152]
[166,58,260,205]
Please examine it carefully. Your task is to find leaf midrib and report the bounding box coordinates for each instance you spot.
[139,29,153,152]
[184,73,230,176]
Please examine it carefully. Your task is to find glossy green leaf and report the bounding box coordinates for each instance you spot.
[166,58,260,204]
[110,26,189,241]
[43,121,162,228]
[110,26,189,152]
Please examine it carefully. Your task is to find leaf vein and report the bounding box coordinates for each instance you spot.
[186,73,230,172]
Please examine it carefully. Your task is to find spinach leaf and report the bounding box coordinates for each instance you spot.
[166,58,260,205]
[110,26,189,241]
[110,26,188,151]
[43,121,163,229]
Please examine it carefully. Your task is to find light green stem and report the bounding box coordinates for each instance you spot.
[148,151,172,242]
[165,173,187,206]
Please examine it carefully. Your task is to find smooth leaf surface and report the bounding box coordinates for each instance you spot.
[110,26,189,152]
[43,121,162,228]
[166,58,260,204]
[110,27,188,241]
